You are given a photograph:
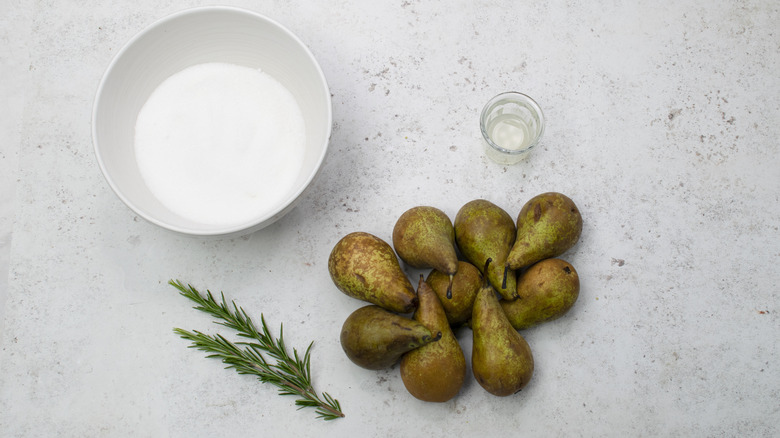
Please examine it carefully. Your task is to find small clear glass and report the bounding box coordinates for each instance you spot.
[480,92,545,165]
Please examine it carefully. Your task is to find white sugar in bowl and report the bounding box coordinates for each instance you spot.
[92,7,331,238]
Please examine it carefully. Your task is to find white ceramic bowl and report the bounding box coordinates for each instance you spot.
[92,6,331,238]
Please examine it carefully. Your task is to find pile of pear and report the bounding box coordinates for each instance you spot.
[328,192,583,403]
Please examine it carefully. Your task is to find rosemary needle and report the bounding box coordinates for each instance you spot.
[170,280,345,421]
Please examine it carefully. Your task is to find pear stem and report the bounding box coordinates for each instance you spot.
[446,274,454,299]
[482,258,492,289]
[502,264,509,290]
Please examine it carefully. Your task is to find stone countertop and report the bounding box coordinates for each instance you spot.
[1,1,778,436]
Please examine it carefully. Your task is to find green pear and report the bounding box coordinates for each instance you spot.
[426,261,481,325]
[340,305,441,370]
[454,199,518,300]
[393,206,459,297]
[400,276,466,402]
[501,258,580,330]
[472,259,534,396]
[506,192,582,270]
[329,232,418,313]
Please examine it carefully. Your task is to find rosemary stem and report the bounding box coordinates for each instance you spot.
[170,280,345,420]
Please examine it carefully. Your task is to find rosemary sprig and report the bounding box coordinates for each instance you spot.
[170,280,345,421]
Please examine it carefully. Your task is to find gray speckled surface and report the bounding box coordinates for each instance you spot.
[1,1,779,436]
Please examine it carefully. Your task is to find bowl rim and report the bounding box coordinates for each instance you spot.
[91,6,332,237]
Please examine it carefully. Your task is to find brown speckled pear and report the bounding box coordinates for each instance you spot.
[454,200,518,300]
[328,232,418,313]
[501,258,580,330]
[426,261,481,326]
[471,259,534,397]
[400,276,466,402]
[506,192,583,270]
[392,206,459,297]
[340,305,441,370]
